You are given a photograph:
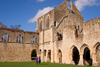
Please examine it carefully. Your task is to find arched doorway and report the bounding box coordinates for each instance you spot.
[83,47,92,65]
[96,44,100,63]
[58,49,62,63]
[72,47,80,65]
[44,50,46,56]
[44,50,46,62]
[31,50,37,60]
[47,50,51,62]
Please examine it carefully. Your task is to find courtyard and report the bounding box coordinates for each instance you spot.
[0,62,94,67]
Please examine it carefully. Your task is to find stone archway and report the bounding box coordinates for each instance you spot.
[31,50,37,60]
[69,45,80,65]
[47,50,51,62]
[44,50,46,62]
[93,42,100,65]
[57,49,62,63]
[83,47,92,65]
[96,45,100,63]
[72,47,80,65]
[92,42,100,66]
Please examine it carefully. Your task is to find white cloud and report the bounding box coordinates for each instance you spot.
[75,0,99,11]
[37,0,45,2]
[28,7,54,23]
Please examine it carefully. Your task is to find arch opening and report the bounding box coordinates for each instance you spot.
[83,47,92,65]
[47,50,51,62]
[96,44,100,63]
[58,49,62,63]
[44,50,46,56]
[31,50,37,60]
[72,47,80,65]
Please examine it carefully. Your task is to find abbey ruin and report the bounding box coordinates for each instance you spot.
[0,0,100,66]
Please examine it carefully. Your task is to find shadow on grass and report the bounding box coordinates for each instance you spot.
[40,63,49,65]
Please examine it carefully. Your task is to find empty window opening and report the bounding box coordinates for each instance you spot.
[4,34,7,41]
[75,29,78,38]
[19,35,21,42]
[54,21,56,27]
[57,32,63,41]
[33,36,35,43]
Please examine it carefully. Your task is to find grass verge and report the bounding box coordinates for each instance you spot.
[0,62,94,67]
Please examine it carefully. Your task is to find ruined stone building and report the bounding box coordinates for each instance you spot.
[0,28,39,62]
[0,0,100,66]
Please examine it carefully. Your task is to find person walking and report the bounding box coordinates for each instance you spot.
[35,57,38,65]
[38,57,41,64]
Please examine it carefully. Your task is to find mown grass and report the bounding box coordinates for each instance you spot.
[0,62,94,67]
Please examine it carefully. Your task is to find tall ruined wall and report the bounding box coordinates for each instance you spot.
[36,9,54,32]
[54,0,67,23]
[0,28,39,43]
[0,28,39,62]
[83,18,100,46]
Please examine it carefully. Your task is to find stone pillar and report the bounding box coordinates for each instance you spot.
[51,28,54,63]
[46,50,48,62]
[79,54,84,65]
[51,43,54,63]
[18,36,19,42]
[92,54,98,66]
[41,50,44,62]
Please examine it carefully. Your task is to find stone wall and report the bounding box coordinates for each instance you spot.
[0,28,39,62]
[37,0,100,66]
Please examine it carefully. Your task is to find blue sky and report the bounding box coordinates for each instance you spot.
[0,0,100,32]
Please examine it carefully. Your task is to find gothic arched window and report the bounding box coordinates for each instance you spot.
[54,21,56,27]
[33,36,35,43]
[4,34,7,41]
[40,20,42,32]
[19,35,21,42]
[46,16,49,29]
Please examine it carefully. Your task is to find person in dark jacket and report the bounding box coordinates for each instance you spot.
[38,57,41,64]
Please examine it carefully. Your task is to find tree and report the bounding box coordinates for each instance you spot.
[0,22,7,28]
[10,25,21,29]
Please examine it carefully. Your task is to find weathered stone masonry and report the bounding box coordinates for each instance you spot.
[0,0,100,66]
[0,28,39,62]
[37,0,100,66]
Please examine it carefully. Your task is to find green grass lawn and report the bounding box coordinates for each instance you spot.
[0,62,94,67]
